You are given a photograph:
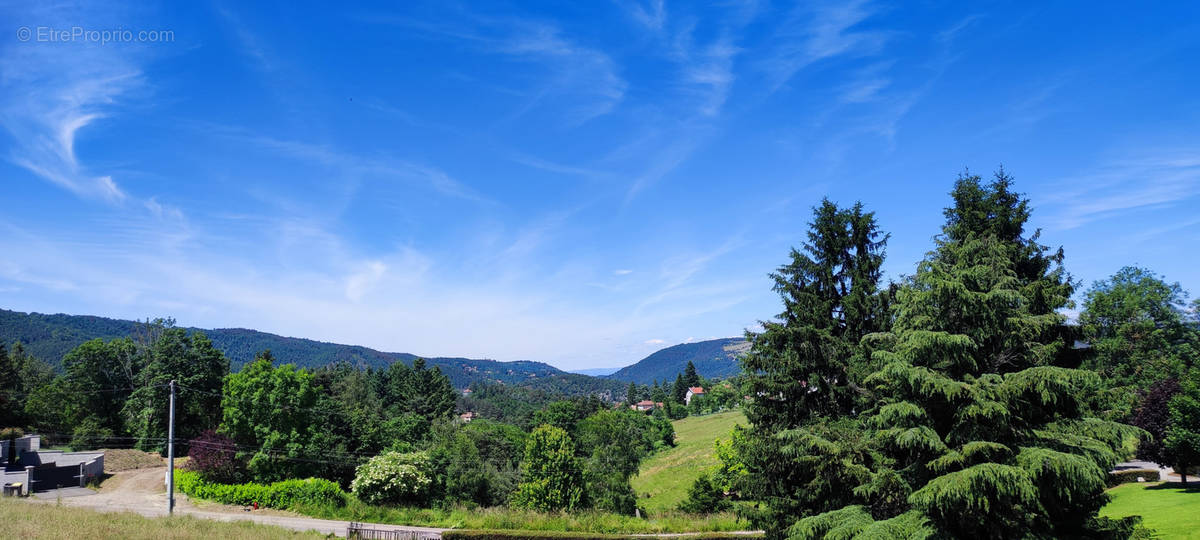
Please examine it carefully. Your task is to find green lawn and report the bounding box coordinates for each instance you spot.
[1101,482,1200,538]
[631,410,747,514]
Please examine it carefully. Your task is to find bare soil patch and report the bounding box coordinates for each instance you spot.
[102,449,165,472]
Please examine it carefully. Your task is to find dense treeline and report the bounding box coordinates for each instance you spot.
[720,171,1200,539]
[0,321,680,515]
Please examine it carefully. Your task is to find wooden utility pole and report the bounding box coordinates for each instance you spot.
[167,379,176,515]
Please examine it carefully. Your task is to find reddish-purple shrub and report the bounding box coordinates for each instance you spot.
[186,429,244,483]
[1131,378,1181,464]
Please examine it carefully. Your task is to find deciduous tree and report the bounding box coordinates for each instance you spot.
[511,425,585,512]
[124,322,228,453]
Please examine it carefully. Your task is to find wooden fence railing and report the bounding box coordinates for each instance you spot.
[346,522,440,540]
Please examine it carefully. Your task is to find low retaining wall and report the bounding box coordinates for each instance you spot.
[17,451,104,492]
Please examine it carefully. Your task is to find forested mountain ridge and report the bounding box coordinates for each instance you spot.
[605,337,748,384]
[0,308,625,394]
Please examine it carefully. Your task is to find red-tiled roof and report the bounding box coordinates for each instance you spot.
[688,386,705,394]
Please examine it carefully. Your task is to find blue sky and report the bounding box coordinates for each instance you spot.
[2,1,1198,370]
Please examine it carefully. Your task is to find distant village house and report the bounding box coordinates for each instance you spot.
[685,386,705,405]
[630,400,664,412]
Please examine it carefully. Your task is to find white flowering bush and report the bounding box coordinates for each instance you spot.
[350,451,433,505]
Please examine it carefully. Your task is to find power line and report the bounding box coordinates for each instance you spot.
[175,384,354,419]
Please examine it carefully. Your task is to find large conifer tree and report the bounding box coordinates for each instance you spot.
[739,199,889,535]
[789,171,1141,539]
[743,199,889,428]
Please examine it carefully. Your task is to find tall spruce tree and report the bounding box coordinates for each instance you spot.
[684,361,701,388]
[739,199,889,536]
[672,374,687,404]
[743,199,889,428]
[788,171,1141,539]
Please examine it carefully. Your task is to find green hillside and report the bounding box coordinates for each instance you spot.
[631,409,747,514]
[606,338,748,384]
[0,308,625,395]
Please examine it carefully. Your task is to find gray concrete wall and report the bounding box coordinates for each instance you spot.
[16,450,104,490]
[19,450,50,466]
[44,452,104,467]
[19,450,104,467]
[13,435,38,454]
[80,454,103,484]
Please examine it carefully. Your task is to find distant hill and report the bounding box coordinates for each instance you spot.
[605,337,748,384]
[0,308,625,395]
[568,367,622,377]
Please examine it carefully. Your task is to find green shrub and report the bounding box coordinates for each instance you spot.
[350,451,433,505]
[1171,465,1200,475]
[442,531,762,540]
[678,474,730,514]
[0,427,24,440]
[175,470,345,509]
[1107,469,1161,487]
[511,426,585,512]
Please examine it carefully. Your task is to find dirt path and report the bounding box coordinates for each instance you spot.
[28,467,445,538]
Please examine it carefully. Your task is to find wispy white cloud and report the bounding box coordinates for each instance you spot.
[761,0,889,92]
[1,45,139,203]
[644,338,666,344]
[1039,150,1200,229]
[361,12,626,125]
[679,35,740,117]
[214,3,275,74]
[224,130,493,204]
[501,24,628,123]
[620,0,667,31]
[345,260,387,302]
[623,127,713,202]
[937,14,984,44]
[614,269,634,275]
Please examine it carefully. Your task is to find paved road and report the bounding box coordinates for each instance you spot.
[1114,460,1193,483]
[26,467,446,538]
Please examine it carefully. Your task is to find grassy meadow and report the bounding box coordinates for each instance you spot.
[294,499,744,533]
[631,409,747,514]
[0,498,327,539]
[1101,482,1200,539]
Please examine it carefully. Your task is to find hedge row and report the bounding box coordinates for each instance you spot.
[175,470,346,509]
[442,531,762,540]
[1107,468,1161,487]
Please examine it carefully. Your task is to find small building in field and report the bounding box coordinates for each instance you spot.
[458,411,477,423]
[685,386,705,405]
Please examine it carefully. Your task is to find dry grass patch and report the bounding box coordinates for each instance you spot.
[103,449,165,472]
[0,498,328,539]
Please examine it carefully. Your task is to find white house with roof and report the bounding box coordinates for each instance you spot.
[685,386,705,405]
